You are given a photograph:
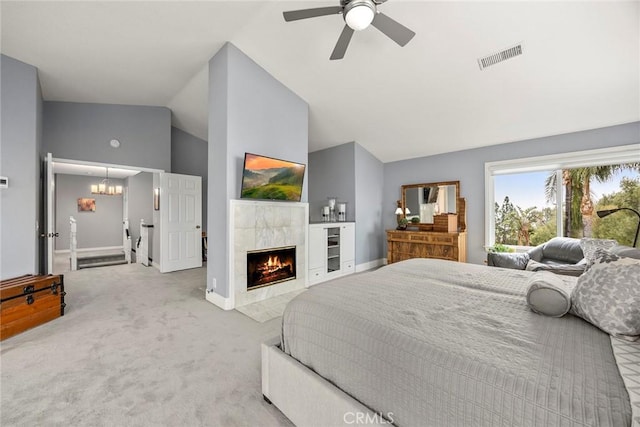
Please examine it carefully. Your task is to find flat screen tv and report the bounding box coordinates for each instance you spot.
[240,153,305,202]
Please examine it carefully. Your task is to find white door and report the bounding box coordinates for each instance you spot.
[45,153,56,274]
[159,173,202,273]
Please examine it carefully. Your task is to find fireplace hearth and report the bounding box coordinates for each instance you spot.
[247,246,296,290]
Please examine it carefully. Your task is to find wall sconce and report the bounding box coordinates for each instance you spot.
[154,188,160,210]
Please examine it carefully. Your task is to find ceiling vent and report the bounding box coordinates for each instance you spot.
[478,43,523,70]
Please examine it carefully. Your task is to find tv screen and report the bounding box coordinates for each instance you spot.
[240,153,306,202]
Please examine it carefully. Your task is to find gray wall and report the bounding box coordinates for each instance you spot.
[308,143,356,223]
[43,101,171,171]
[208,43,309,298]
[171,126,208,232]
[383,121,640,265]
[125,172,153,259]
[55,174,124,250]
[355,143,384,265]
[308,142,385,265]
[0,55,42,279]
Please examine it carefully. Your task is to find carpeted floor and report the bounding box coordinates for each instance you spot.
[0,263,293,427]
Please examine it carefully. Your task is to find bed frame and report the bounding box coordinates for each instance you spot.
[261,336,388,426]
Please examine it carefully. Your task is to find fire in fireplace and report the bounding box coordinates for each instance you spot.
[247,246,296,290]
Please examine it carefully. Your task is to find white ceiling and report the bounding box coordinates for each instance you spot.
[2,1,638,163]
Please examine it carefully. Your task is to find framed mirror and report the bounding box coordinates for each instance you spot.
[399,180,465,231]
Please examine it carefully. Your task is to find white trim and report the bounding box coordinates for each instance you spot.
[52,157,164,174]
[355,258,384,273]
[484,144,640,247]
[485,144,640,176]
[55,245,124,254]
[205,289,234,310]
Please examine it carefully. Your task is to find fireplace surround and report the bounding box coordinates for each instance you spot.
[204,199,308,310]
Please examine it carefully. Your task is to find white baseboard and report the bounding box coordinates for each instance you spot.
[206,290,234,310]
[55,246,124,254]
[355,258,385,273]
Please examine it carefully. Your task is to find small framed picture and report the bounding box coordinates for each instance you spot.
[78,198,96,212]
[154,188,160,211]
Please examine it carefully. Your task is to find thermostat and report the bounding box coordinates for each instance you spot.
[0,176,8,189]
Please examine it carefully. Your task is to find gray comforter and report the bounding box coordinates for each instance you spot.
[282,258,631,426]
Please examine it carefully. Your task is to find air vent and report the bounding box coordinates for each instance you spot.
[478,43,523,70]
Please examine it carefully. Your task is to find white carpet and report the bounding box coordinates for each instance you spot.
[235,289,306,323]
[0,263,292,426]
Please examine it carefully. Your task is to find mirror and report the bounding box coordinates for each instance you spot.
[400,181,465,231]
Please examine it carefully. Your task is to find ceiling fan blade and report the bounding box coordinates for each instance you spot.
[283,6,343,22]
[371,12,415,47]
[330,25,355,60]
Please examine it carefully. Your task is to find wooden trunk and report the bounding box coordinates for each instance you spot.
[0,274,65,341]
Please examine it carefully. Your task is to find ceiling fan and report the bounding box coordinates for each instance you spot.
[283,0,415,60]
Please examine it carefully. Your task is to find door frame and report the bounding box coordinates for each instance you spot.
[43,155,164,273]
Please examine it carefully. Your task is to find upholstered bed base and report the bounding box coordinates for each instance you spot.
[261,337,387,426]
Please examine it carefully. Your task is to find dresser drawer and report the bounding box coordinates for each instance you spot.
[387,231,456,245]
[387,230,466,264]
[342,260,355,274]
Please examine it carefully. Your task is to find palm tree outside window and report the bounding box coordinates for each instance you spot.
[487,146,640,249]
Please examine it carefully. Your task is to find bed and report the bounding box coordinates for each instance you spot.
[262,258,638,426]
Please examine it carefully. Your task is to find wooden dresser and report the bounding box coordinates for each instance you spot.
[386,230,467,263]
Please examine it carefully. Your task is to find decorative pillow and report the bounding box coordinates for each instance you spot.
[579,238,617,265]
[526,271,577,317]
[571,249,640,340]
[487,252,529,269]
[525,259,585,277]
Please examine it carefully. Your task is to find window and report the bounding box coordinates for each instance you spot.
[485,145,640,249]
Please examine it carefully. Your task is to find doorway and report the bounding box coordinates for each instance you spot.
[45,156,162,274]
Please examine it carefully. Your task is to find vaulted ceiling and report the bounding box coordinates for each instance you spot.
[2,1,638,162]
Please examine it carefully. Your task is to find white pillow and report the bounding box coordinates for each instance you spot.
[526,271,576,317]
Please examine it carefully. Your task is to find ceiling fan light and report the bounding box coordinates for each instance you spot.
[345,2,375,31]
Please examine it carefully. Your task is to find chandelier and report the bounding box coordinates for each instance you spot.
[90,167,122,196]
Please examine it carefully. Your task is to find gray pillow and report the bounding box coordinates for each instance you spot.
[609,245,640,260]
[525,259,586,277]
[579,237,617,265]
[571,249,640,341]
[526,271,577,317]
[487,252,529,269]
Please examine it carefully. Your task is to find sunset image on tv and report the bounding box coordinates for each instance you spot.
[241,153,305,201]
